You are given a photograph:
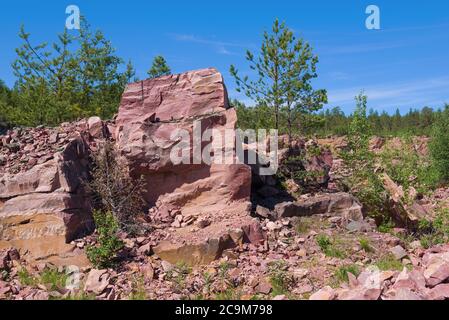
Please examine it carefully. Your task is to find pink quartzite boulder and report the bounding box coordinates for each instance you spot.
[115,68,257,265]
[0,121,96,266]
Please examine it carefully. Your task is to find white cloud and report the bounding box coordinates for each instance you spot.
[327,76,449,110]
[168,33,251,55]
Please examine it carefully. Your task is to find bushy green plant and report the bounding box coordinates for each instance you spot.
[359,237,374,253]
[166,262,191,290]
[375,254,403,271]
[334,265,360,284]
[40,268,68,291]
[316,234,345,258]
[341,92,387,221]
[430,106,449,184]
[86,210,124,269]
[87,140,145,234]
[418,208,449,248]
[380,138,437,195]
[18,268,38,287]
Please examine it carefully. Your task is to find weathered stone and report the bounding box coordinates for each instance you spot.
[390,245,408,260]
[424,260,449,287]
[116,68,251,214]
[84,269,110,295]
[0,134,93,265]
[428,284,449,300]
[274,192,362,221]
[255,279,272,294]
[87,116,105,139]
[255,205,271,219]
[383,288,424,300]
[309,286,336,300]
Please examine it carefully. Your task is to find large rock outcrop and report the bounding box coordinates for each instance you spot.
[0,121,95,265]
[115,68,259,265]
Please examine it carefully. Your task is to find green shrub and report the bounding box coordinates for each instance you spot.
[166,262,191,290]
[430,106,449,184]
[340,92,388,221]
[18,268,38,287]
[316,234,345,258]
[334,265,360,284]
[40,268,68,291]
[86,140,146,234]
[359,237,374,253]
[418,208,449,248]
[375,254,403,271]
[86,210,124,269]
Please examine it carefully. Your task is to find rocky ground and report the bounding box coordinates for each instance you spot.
[2,207,449,300]
[1,69,449,300]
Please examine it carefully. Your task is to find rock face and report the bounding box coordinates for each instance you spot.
[0,121,96,265]
[274,192,363,222]
[115,68,251,210]
[115,68,257,265]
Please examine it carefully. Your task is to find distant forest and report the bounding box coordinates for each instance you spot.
[234,100,449,137]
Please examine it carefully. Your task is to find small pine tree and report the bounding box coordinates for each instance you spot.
[230,18,327,136]
[342,92,386,220]
[147,56,171,79]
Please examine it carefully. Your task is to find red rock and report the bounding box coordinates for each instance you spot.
[424,260,449,287]
[84,269,110,295]
[274,192,362,221]
[337,287,381,300]
[393,268,426,291]
[383,288,424,300]
[390,245,408,260]
[428,284,449,300]
[87,116,105,139]
[255,280,272,294]
[0,134,93,264]
[309,286,336,300]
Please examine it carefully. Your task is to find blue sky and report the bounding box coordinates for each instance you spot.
[1,0,448,114]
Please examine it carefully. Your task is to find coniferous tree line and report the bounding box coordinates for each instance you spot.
[0,18,173,129]
[234,101,448,137]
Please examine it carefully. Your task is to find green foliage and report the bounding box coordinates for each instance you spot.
[334,265,360,284]
[218,261,231,280]
[147,55,171,78]
[315,106,438,138]
[429,105,449,184]
[341,92,387,220]
[86,210,124,269]
[375,254,403,271]
[230,18,326,135]
[359,237,374,253]
[378,219,395,233]
[418,208,449,248]
[316,234,345,258]
[18,268,38,287]
[40,268,68,291]
[166,262,191,290]
[267,260,293,296]
[3,19,135,127]
[233,99,274,131]
[380,138,437,194]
